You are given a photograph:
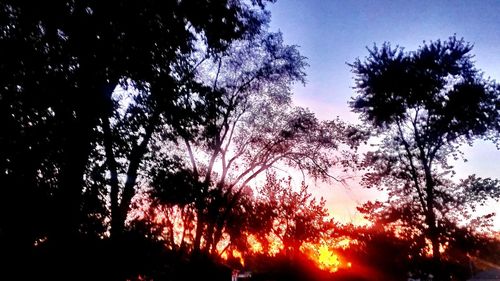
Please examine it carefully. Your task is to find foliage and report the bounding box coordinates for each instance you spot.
[4,2,500,279]
[0,0,272,278]
[350,36,500,277]
[251,174,331,255]
[146,25,362,256]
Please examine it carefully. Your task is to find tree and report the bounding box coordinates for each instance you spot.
[253,174,331,256]
[147,28,361,255]
[349,36,500,273]
[0,0,272,277]
[333,223,419,281]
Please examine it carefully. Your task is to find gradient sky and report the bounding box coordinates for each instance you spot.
[267,0,500,227]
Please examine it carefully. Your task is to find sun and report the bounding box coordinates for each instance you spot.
[317,244,341,272]
[300,242,351,273]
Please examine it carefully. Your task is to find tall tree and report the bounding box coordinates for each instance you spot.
[0,0,272,277]
[349,36,500,271]
[148,29,361,255]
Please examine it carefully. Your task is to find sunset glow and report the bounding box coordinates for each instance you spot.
[317,244,341,272]
[132,195,363,275]
[142,203,358,273]
[301,242,352,273]
[247,234,264,253]
[233,249,244,266]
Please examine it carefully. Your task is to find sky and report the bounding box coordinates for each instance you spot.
[267,0,500,228]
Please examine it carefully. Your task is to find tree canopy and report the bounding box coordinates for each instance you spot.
[0,0,274,278]
[145,26,359,256]
[350,36,500,278]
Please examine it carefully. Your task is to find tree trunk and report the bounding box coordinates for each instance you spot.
[429,216,443,280]
[424,165,442,279]
[426,205,441,260]
[193,206,205,253]
[102,116,122,239]
[55,110,95,242]
[113,113,158,238]
[193,182,209,252]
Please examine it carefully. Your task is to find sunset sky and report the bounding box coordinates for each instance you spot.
[267,0,500,227]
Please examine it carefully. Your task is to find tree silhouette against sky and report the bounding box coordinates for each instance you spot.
[350,36,500,278]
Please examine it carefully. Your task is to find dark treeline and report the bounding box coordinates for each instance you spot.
[1,1,500,280]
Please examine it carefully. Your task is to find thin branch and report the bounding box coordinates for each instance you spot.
[184,138,199,178]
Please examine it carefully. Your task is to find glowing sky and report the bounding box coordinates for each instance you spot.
[267,0,500,228]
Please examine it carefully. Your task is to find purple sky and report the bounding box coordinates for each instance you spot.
[267,0,500,228]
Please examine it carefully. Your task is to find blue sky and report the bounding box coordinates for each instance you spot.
[267,0,500,227]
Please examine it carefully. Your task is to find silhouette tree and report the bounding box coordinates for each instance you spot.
[180,29,308,253]
[0,0,272,278]
[147,28,362,255]
[350,36,500,275]
[253,174,331,256]
[333,223,417,281]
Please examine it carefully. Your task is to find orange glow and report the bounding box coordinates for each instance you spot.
[245,232,283,256]
[245,234,354,272]
[133,200,356,273]
[301,241,352,273]
[233,249,244,267]
[423,239,447,257]
[220,248,245,267]
[247,234,263,253]
[317,244,341,272]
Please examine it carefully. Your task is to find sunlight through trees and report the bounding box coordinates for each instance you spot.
[1,1,499,281]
